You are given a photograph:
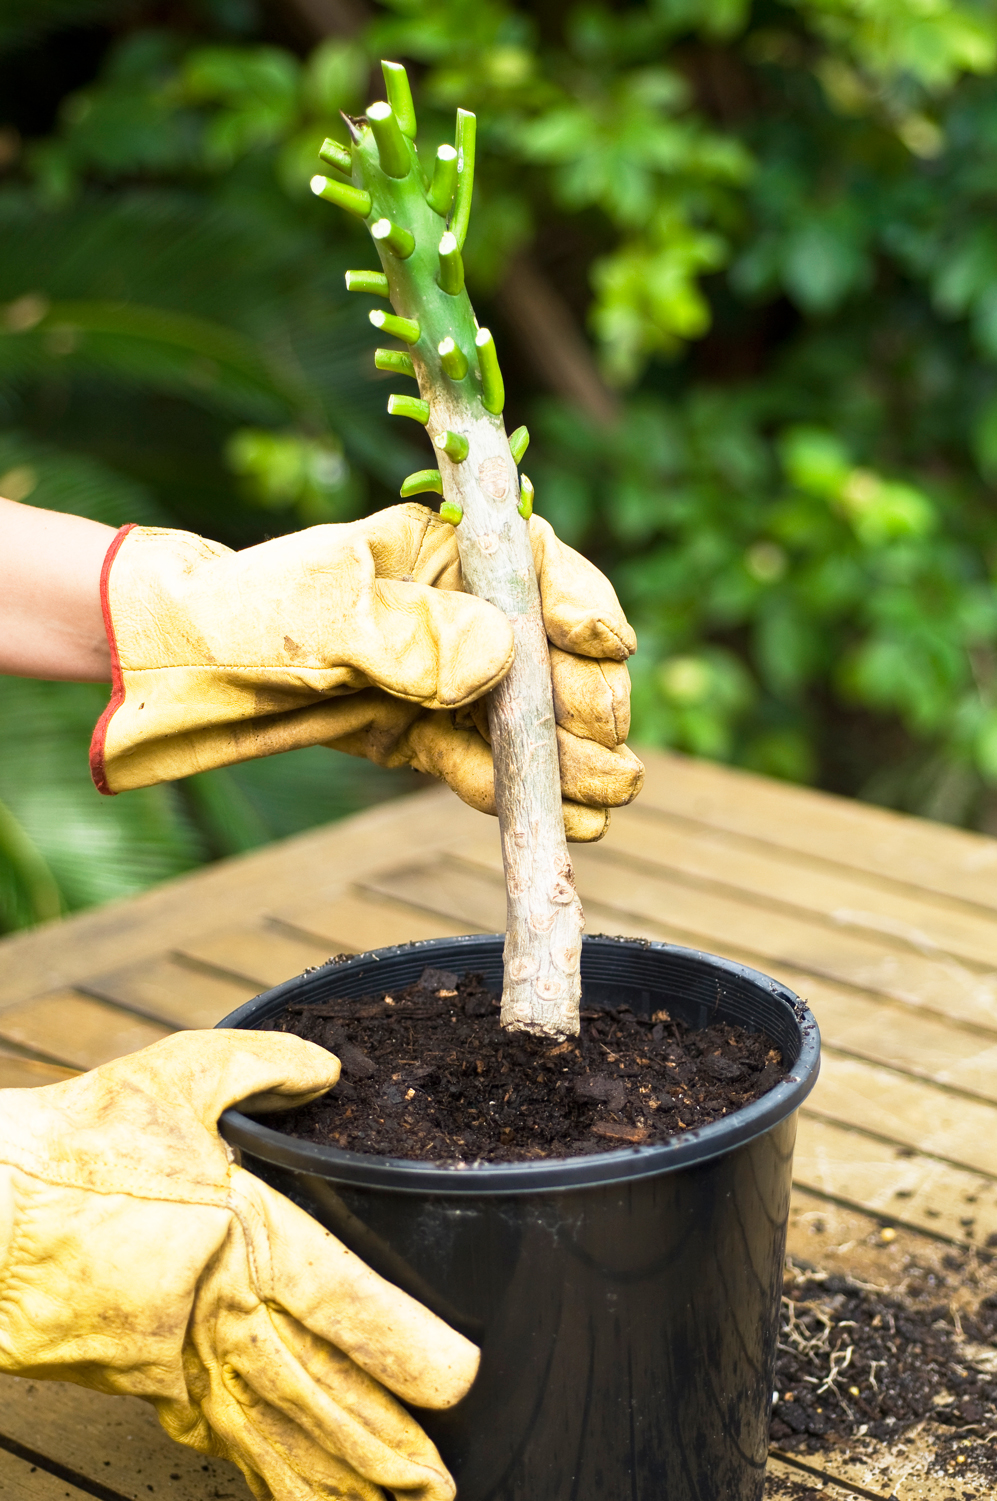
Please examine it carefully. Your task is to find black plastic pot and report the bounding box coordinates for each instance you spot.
[217,933,819,1501]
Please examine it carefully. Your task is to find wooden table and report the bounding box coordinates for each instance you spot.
[2,748,996,1500]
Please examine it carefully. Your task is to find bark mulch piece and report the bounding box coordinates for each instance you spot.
[257,964,787,1163]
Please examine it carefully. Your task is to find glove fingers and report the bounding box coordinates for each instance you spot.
[550,647,631,749]
[556,727,645,809]
[404,713,642,815]
[361,502,463,590]
[365,581,513,709]
[528,516,636,662]
[199,1379,376,1501]
[220,1305,456,1499]
[112,1030,341,1129]
[239,1171,479,1410]
[156,1394,277,1501]
[564,801,610,842]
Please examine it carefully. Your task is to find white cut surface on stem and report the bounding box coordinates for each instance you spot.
[421,372,584,1036]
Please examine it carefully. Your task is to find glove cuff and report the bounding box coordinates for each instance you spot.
[89,525,136,796]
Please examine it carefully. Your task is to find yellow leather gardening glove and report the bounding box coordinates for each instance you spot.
[0,1030,478,1501]
[90,503,643,841]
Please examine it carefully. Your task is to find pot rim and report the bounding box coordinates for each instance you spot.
[217,933,820,1196]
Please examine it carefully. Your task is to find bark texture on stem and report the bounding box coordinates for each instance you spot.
[422,399,584,1037]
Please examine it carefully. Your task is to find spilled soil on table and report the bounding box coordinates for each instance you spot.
[771,1252,997,1493]
[257,963,787,1163]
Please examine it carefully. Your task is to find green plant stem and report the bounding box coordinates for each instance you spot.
[316,67,583,1038]
[388,393,430,423]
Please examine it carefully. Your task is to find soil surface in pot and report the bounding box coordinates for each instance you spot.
[256,964,788,1162]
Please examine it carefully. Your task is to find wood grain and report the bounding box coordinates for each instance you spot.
[0,1047,76,1089]
[0,786,477,1011]
[268,891,479,953]
[794,1115,997,1244]
[0,1376,249,1500]
[0,1444,96,1500]
[179,924,334,991]
[637,752,997,911]
[811,1053,997,1183]
[0,991,170,1070]
[601,809,997,968]
[81,956,258,1030]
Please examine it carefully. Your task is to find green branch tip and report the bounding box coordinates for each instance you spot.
[438,336,468,380]
[451,109,476,251]
[509,425,530,463]
[318,137,352,175]
[381,61,417,140]
[518,474,534,519]
[437,232,465,296]
[427,144,458,216]
[440,500,464,525]
[370,308,421,343]
[366,101,411,179]
[375,347,416,378]
[371,217,415,259]
[346,270,390,296]
[388,393,430,424]
[311,174,372,219]
[434,429,469,462]
[400,469,442,497]
[475,327,505,414]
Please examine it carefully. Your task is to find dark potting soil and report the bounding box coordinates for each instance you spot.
[256,963,787,1163]
[771,1256,997,1489]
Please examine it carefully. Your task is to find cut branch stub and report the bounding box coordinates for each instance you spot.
[435,429,469,462]
[318,137,352,175]
[438,336,469,381]
[312,63,584,1039]
[428,145,458,216]
[509,425,530,463]
[346,269,390,296]
[375,348,416,378]
[400,469,442,497]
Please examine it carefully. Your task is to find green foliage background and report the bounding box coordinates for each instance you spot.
[4,0,997,930]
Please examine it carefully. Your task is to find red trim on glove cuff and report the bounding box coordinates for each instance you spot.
[89,524,136,797]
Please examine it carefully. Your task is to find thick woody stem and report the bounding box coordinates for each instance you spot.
[424,395,583,1037]
[314,66,584,1036]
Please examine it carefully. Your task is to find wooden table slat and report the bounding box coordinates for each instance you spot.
[794,1114,997,1244]
[0,1443,98,1500]
[178,924,337,992]
[83,956,259,1030]
[0,1048,76,1089]
[0,1377,246,1501]
[591,812,997,968]
[271,891,481,954]
[639,753,997,911]
[811,1052,997,1183]
[0,992,171,1072]
[751,970,997,1103]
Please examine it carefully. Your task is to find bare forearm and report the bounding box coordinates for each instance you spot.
[0,498,114,681]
